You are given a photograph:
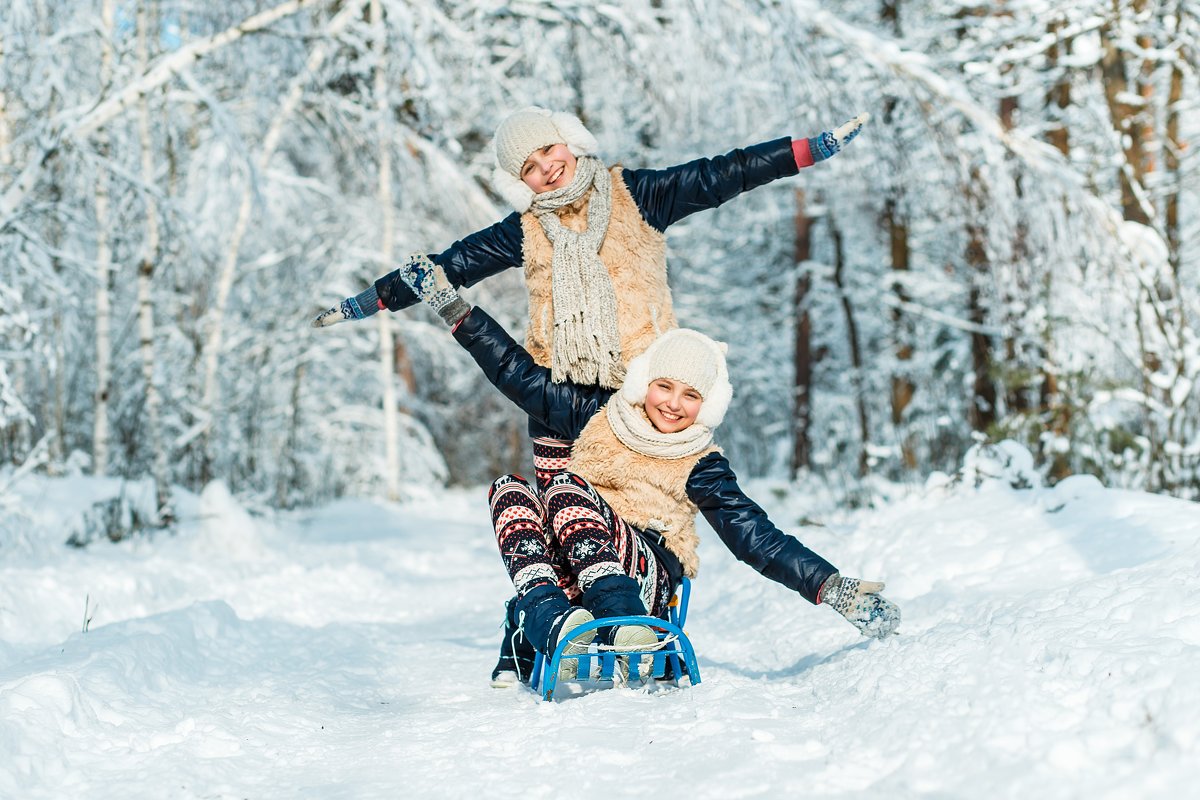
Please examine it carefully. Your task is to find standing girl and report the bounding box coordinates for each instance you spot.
[313,105,868,397]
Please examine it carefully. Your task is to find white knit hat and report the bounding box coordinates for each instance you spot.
[620,329,733,429]
[490,107,600,212]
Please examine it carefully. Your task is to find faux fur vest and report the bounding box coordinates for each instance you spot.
[569,407,720,579]
[521,166,677,370]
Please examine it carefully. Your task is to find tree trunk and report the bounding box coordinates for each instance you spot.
[278,360,306,508]
[92,0,116,477]
[1099,1,1152,225]
[998,63,1017,131]
[1135,23,1156,179]
[1042,14,1073,480]
[372,0,402,501]
[885,195,916,469]
[965,171,996,433]
[1045,18,1071,156]
[137,0,171,520]
[0,32,11,167]
[45,63,65,473]
[51,283,65,473]
[791,189,814,477]
[831,222,869,478]
[394,339,417,395]
[881,0,901,37]
[1164,31,1183,276]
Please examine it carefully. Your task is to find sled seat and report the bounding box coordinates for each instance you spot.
[530,576,701,701]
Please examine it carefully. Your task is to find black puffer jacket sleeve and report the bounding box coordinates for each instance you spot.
[621,138,799,232]
[687,452,837,604]
[451,307,612,439]
[374,213,525,311]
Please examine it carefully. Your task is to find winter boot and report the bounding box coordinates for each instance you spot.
[515,584,596,682]
[547,606,595,681]
[611,624,660,684]
[490,596,537,688]
[581,574,661,684]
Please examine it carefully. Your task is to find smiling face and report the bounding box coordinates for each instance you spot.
[644,377,704,434]
[520,143,577,193]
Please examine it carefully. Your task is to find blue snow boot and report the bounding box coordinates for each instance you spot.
[516,584,595,681]
[490,596,537,688]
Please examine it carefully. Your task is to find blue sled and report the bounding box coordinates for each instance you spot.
[530,577,701,701]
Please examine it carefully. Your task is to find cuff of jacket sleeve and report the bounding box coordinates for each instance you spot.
[792,137,815,169]
[451,304,489,345]
[375,269,419,311]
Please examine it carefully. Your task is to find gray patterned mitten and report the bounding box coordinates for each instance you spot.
[809,112,870,162]
[820,572,900,639]
[399,253,472,326]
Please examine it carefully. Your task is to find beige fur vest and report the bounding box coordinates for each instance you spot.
[521,166,677,370]
[569,408,719,579]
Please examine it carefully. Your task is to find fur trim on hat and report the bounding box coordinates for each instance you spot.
[548,110,599,158]
[696,348,732,429]
[620,329,733,429]
[489,107,601,213]
[491,166,536,212]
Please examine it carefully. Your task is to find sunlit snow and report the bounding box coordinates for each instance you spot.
[2,444,1197,798]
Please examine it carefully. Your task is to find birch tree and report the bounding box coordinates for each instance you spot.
[92,0,116,476]
[135,0,171,517]
[372,0,401,501]
[0,31,11,167]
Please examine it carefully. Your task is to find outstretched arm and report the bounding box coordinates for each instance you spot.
[311,213,525,327]
[686,451,899,639]
[380,254,609,439]
[452,308,610,440]
[624,114,869,231]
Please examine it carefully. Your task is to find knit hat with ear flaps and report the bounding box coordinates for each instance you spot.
[620,328,734,429]
[490,107,600,212]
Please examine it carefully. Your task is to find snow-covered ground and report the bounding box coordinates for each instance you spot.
[1,444,1198,799]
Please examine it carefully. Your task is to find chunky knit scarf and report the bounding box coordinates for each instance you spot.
[605,393,715,460]
[529,156,624,388]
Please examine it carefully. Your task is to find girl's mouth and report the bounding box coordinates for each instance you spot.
[659,410,682,422]
[549,166,564,185]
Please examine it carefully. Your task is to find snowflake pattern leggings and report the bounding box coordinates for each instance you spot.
[488,439,674,617]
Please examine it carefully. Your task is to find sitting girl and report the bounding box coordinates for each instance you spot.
[400,255,901,685]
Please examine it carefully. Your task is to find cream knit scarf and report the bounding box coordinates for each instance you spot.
[529,156,623,388]
[605,394,714,460]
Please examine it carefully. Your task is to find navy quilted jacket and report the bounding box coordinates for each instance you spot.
[374,138,799,311]
[452,307,838,605]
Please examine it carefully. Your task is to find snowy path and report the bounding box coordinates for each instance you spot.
[1,464,1198,798]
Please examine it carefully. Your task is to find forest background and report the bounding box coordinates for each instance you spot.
[1,0,1197,527]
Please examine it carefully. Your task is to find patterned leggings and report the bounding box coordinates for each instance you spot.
[488,439,674,617]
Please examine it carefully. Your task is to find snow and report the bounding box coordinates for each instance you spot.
[2,445,1199,798]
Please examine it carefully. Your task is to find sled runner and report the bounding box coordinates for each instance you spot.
[530,577,702,701]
